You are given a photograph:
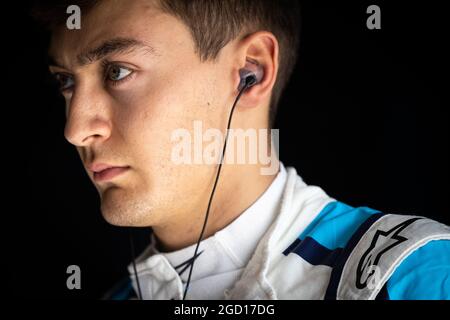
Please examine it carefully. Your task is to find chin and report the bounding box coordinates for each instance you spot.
[99,187,155,227]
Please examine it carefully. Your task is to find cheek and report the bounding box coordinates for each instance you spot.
[106,68,222,174]
[107,87,181,178]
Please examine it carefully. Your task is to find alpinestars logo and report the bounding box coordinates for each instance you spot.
[356,217,422,290]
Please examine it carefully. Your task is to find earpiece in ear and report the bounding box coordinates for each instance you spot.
[238,61,264,91]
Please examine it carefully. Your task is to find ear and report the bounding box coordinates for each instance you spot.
[234,31,279,109]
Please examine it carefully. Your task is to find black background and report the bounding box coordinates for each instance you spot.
[3,1,449,299]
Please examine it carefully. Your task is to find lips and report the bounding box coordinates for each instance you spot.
[88,163,130,182]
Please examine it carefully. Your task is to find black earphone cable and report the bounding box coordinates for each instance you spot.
[182,77,254,300]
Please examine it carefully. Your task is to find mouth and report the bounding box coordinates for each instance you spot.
[88,163,130,183]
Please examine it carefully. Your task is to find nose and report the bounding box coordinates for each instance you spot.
[64,84,112,147]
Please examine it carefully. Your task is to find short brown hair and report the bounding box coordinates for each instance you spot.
[32,0,301,126]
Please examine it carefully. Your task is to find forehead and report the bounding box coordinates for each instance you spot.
[49,0,193,68]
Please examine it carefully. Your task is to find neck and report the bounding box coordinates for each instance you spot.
[153,160,279,252]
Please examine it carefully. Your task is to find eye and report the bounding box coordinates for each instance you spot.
[106,65,133,82]
[53,73,74,91]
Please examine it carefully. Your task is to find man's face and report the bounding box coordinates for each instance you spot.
[49,0,238,227]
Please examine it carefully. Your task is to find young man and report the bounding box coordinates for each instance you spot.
[33,0,450,300]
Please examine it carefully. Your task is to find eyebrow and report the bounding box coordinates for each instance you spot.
[48,37,157,69]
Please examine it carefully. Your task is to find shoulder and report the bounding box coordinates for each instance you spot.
[323,207,450,300]
[281,199,450,300]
